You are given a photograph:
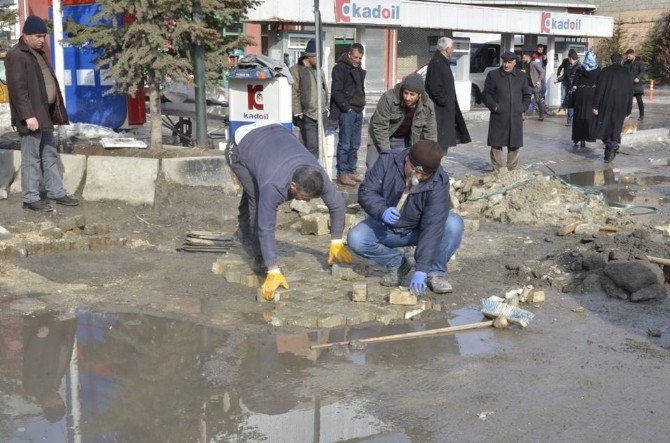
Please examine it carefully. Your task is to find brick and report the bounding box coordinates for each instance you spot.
[212,257,247,275]
[300,213,330,236]
[389,288,418,306]
[16,221,37,234]
[351,283,368,302]
[58,215,86,232]
[317,314,346,329]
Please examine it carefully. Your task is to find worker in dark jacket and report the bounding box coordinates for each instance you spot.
[593,53,633,163]
[348,140,464,295]
[228,122,352,300]
[623,48,645,120]
[5,16,78,212]
[329,43,366,186]
[482,51,532,171]
[425,37,471,154]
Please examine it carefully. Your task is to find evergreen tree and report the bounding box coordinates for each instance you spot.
[596,18,627,66]
[0,4,18,52]
[639,19,661,80]
[655,13,670,82]
[65,0,258,149]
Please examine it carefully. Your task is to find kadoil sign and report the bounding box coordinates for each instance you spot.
[335,0,401,24]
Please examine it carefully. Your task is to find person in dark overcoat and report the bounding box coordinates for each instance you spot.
[571,51,600,147]
[424,37,471,154]
[592,53,633,163]
[623,48,645,120]
[482,51,531,171]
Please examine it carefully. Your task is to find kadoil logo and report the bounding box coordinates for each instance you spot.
[244,84,269,119]
[541,11,582,34]
[336,0,400,23]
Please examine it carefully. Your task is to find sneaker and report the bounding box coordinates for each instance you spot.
[427,275,453,294]
[49,194,79,206]
[380,255,413,287]
[22,199,53,212]
[336,175,357,187]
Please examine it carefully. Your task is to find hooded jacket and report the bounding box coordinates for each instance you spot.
[357,149,450,272]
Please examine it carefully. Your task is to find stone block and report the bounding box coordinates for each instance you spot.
[26,242,44,256]
[290,199,313,214]
[300,213,330,236]
[89,236,115,251]
[83,223,110,236]
[161,156,237,193]
[404,307,425,320]
[58,215,86,232]
[317,314,346,329]
[244,273,261,288]
[463,218,480,233]
[40,227,64,240]
[574,223,600,236]
[557,221,582,236]
[530,291,546,303]
[224,269,243,284]
[84,156,159,205]
[346,310,376,325]
[389,288,418,306]
[351,283,368,302]
[16,221,37,234]
[284,315,319,329]
[211,257,247,275]
[331,263,360,281]
[59,153,87,195]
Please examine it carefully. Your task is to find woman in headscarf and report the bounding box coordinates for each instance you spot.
[571,51,600,148]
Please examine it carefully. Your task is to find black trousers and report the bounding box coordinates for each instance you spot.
[634,93,644,118]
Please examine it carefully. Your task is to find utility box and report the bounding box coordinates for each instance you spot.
[227,67,292,141]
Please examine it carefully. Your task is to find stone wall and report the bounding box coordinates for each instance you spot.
[591,4,669,51]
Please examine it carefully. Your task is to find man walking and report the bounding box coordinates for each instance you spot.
[290,39,329,158]
[482,52,531,171]
[521,52,546,121]
[624,48,645,121]
[425,37,471,155]
[347,140,464,295]
[367,73,437,169]
[227,122,353,301]
[5,16,78,212]
[330,43,366,186]
[593,53,633,163]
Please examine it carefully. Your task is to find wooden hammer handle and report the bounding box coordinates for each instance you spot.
[647,255,670,266]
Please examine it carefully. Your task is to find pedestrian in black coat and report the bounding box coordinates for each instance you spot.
[571,51,600,147]
[623,48,645,120]
[425,37,471,154]
[592,53,633,163]
[482,52,531,171]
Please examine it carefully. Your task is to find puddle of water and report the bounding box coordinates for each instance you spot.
[0,311,407,443]
[559,170,669,206]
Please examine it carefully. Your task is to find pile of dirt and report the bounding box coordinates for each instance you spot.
[453,169,635,228]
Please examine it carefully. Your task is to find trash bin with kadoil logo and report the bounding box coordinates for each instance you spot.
[227,67,292,141]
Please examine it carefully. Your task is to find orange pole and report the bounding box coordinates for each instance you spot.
[648,79,654,102]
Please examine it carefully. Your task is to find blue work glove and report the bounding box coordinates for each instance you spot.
[382,207,400,226]
[409,271,427,296]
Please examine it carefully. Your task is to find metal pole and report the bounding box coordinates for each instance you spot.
[193,0,208,147]
[52,0,66,105]
[314,0,325,167]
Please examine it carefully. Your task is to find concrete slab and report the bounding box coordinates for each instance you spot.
[84,156,159,205]
[0,149,20,191]
[59,153,87,195]
[161,156,237,194]
[621,128,669,146]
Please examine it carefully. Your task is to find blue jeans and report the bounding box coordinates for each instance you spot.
[336,110,363,175]
[347,212,464,277]
[20,131,65,204]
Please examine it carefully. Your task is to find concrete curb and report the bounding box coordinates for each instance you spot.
[621,128,670,146]
[162,156,237,194]
[83,156,159,206]
[0,149,20,191]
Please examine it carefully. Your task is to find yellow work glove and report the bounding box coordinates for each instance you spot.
[328,239,354,265]
[262,269,289,301]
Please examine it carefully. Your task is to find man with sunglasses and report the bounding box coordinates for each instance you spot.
[347,140,464,295]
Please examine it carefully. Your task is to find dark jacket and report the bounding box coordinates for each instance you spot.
[425,51,471,150]
[236,124,345,267]
[593,64,633,143]
[482,67,531,148]
[5,37,69,134]
[571,66,600,142]
[357,149,450,273]
[624,57,645,95]
[329,52,366,121]
[368,82,437,150]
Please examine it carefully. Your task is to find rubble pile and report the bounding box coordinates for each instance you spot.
[453,169,635,228]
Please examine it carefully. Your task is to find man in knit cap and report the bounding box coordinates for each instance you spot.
[366,73,437,169]
[5,16,78,212]
[348,140,464,295]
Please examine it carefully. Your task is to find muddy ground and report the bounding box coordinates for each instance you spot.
[1,101,670,441]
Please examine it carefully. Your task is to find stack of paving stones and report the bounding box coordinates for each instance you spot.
[0,215,124,258]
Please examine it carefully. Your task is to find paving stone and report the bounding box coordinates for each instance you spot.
[346,310,376,326]
[290,199,313,214]
[224,269,243,284]
[300,213,330,236]
[557,221,582,236]
[530,291,546,303]
[389,288,418,306]
[244,273,261,288]
[574,223,600,236]
[40,227,64,240]
[463,218,480,233]
[84,223,110,236]
[58,215,86,232]
[89,236,116,251]
[16,221,37,234]
[351,283,368,302]
[372,306,405,325]
[404,307,425,320]
[317,314,346,329]
[283,315,319,329]
[331,263,360,281]
[26,242,44,256]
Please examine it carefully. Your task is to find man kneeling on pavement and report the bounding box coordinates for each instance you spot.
[228,122,354,301]
[347,140,464,295]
